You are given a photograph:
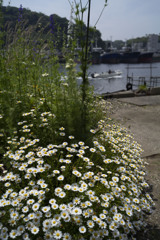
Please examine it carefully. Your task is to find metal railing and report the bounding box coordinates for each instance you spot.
[126,64,160,89]
[127,75,160,88]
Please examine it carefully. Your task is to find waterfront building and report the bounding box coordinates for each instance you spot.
[147,34,160,52]
[132,42,144,52]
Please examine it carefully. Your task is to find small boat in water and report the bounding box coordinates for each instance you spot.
[91,70,122,79]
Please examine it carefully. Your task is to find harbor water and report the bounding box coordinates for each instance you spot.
[87,62,160,94]
[60,62,160,94]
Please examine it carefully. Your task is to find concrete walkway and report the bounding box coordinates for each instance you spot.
[110,95,160,157]
[109,95,160,239]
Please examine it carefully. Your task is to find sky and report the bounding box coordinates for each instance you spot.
[2,0,160,41]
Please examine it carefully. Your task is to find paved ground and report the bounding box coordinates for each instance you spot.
[111,95,160,157]
[108,95,160,239]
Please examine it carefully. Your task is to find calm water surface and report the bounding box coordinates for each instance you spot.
[61,62,160,94]
[87,62,160,94]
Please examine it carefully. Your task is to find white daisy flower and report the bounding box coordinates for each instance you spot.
[43,219,51,228]
[78,141,84,146]
[73,197,80,205]
[126,209,133,217]
[63,232,72,239]
[65,159,71,164]
[133,198,140,204]
[45,212,51,218]
[99,213,106,220]
[69,136,74,139]
[109,223,115,231]
[103,229,109,236]
[12,200,19,206]
[57,175,64,181]
[25,221,33,230]
[92,231,100,238]
[4,182,11,187]
[79,226,86,233]
[53,170,60,174]
[44,232,52,240]
[79,149,85,155]
[49,199,56,205]
[87,220,94,228]
[37,179,45,185]
[112,176,119,182]
[71,185,79,191]
[32,203,40,211]
[35,211,42,218]
[31,226,39,235]
[42,206,50,213]
[53,230,62,239]
[90,148,96,152]
[41,183,48,188]
[27,199,35,205]
[83,210,90,218]
[10,211,19,219]
[33,218,40,225]
[61,210,69,219]
[55,187,62,193]
[100,221,107,229]
[58,191,66,198]
[9,230,17,239]
[51,218,58,227]
[68,203,74,209]
[98,145,106,152]
[59,127,65,131]
[60,132,65,136]
[51,203,59,210]
[71,207,82,215]
[28,213,35,220]
[22,232,30,239]
[17,225,25,235]
[59,204,67,211]
[92,215,98,222]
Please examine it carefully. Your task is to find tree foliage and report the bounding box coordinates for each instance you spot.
[2,5,105,50]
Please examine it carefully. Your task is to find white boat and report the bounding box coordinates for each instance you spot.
[91,70,122,79]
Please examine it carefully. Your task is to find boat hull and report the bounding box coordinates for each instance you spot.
[138,52,153,63]
[100,53,121,64]
[120,52,140,63]
[90,51,101,64]
[91,70,122,79]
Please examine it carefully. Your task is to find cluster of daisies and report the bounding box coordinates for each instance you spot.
[0,107,154,240]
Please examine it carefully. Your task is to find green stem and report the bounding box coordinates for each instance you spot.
[81,0,91,138]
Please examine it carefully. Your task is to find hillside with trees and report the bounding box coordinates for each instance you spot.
[1,5,106,51]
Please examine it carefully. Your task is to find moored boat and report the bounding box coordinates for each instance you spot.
[90,51,101,64]
[120,51,140,63]
[152,52,160,62]
[100,52,121,64]
[138,52,153,63]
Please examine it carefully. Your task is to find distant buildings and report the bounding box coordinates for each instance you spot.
[147,34,160,52]
[105,34,160,53]
[132,42,144,52]
[133,34,160,52]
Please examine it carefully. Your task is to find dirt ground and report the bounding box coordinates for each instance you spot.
[107,97,160,240]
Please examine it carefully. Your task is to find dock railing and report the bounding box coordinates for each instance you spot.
[126,64,160,89]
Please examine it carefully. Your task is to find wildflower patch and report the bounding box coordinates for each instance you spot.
[0,110,154,240]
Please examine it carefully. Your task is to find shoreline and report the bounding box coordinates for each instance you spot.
[100,86,160,99]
